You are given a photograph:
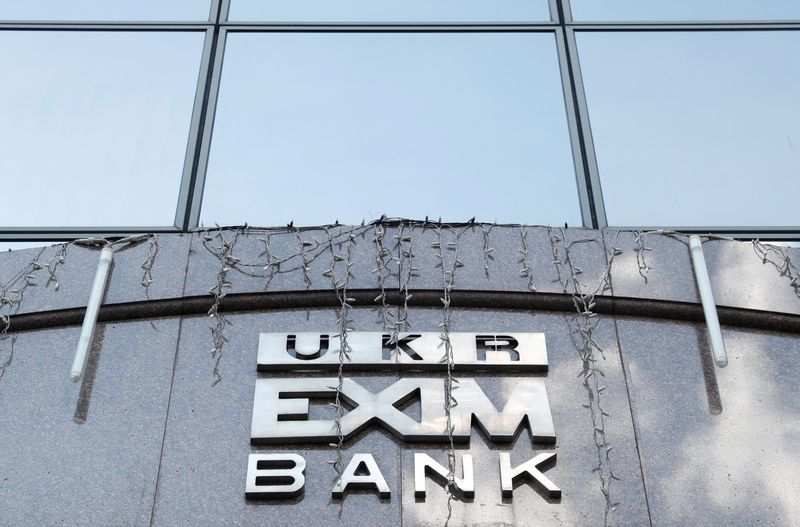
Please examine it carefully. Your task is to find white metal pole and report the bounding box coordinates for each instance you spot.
[70,246,114,382]
[688,235,728,368]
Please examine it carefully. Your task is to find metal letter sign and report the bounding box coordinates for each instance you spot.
[245,454,305,499]
[414,453,475,499]
[257,332,547,372]
[247,331,560,500]
[251,377,556,444]
[331,454,391,499]
[499,453,561,499]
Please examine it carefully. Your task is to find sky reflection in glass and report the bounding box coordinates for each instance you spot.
[577,31,800,227]
[0,31,204,227]
[229,0,551,23]
[570,0,800,22]
[202,32,581,227]
[0,0,211,21]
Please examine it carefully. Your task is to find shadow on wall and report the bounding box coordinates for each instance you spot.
[712,239,800,316]
[622,320,800,525]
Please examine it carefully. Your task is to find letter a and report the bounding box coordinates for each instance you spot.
[332,453,391,499]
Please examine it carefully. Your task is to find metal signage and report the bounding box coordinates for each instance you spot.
[257,332,548,372]
[246,331,560,501]
[251,376,555,443]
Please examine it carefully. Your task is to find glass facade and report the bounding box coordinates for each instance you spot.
[228,0,552,23]
[0,1,797,239]
[0,31,205,227]
[577,30,800,228]
[202,31,580,226]
[0,0,213,21]
[569,0,800,22]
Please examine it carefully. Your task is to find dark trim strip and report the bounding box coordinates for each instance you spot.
[4,289,800,335]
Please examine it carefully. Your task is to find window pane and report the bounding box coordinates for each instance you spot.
[202,32,581,226]
[0,0,211,21]
[570,0,800,22]
[577,31,800,227]
[228,0,551,23]
[0,31,204,227]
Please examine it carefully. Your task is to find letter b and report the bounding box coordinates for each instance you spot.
[246,454,306,499]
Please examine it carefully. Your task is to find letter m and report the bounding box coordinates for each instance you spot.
[453,379,555,444]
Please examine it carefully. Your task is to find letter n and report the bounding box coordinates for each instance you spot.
[414,453,474,499]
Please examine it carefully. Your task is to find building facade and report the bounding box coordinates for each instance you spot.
[1,2,799,526]
[1,226,799,526]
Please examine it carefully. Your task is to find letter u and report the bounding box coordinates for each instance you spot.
[286,333,329,360]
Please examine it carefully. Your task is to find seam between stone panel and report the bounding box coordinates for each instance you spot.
[609,310,654,527]
[399,441,404,527]
[148,233,194,527]
[604,229,654,527]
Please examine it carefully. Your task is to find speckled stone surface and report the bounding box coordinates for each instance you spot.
[0,318,180,527]
[398,225,612,296]
[605,231,800,316]
[615,318,800,526]
[0,243,71,313]
[0,227,799,526]
[605,230,700,304]
[150,310,403,527]
[397,309,649,527]
[150,308,648,526]
[183,227,390,297]
[2,229,797,319]
[0,234,191,316]
[703,239,800,316]
[181,225,613,301]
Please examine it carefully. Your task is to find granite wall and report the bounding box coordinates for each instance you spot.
[0,226,797,526]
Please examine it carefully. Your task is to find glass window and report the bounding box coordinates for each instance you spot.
[0,31,205,227]
[0,0,212,22]
[569,0,800,22]
[576,31,800,227]
[201,32,581,227]
[228,0,551,23]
